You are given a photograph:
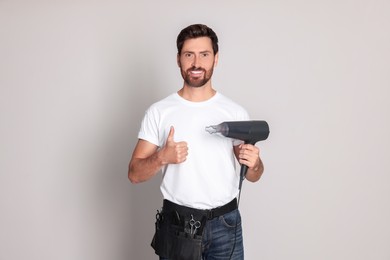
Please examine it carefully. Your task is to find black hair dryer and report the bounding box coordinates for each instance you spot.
[205,120,270,190]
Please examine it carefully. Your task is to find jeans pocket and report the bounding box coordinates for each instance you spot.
[220,209,241,228]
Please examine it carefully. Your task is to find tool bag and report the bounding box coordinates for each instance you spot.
[151,209,205,260]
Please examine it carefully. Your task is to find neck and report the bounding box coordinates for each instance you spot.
[178,84,216,102]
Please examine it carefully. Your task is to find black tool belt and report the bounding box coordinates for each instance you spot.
[151,199,238,260]
[163,198,238,220]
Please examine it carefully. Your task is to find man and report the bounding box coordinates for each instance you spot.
[128,24,264,260]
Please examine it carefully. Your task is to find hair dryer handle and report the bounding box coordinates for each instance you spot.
[239,164,248,190]
[238,140,254,190]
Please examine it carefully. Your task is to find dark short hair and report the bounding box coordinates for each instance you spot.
[176,24,219,55]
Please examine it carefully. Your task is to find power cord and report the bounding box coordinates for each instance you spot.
[228,184,242,260]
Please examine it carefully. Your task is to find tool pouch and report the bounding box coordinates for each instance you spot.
[151,210,204,260]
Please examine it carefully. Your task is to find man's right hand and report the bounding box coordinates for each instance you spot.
[159,126,188,165]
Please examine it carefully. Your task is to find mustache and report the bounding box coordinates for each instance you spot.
[187,66,205,72]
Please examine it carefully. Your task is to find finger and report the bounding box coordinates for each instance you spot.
[238,158,251,168]
[241,144,256,150]
[239,156,256,167]
[176,141,188,148]
[174,145,188,163]
[239,149,258,162]
[242,145,259,155]
[167,126,175,142]
[238,152,250,161]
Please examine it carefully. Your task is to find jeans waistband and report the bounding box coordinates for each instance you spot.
[163,198,238,220]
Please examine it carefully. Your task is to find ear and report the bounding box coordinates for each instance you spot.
[214,52,219,68]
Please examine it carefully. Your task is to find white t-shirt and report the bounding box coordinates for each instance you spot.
[138,92,250,209]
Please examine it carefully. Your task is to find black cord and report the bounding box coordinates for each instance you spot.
[228,185,242,260]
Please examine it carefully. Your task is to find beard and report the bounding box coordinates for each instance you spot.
[180,66,214,88]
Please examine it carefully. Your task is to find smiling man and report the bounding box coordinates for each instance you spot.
[179,37,216,89]
[128,24,264,260]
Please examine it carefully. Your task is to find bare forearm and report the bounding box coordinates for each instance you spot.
[128,151,165,184]
[128,131,188,184]
[245,157,264,183]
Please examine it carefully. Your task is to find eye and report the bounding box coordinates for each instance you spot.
[184,53,193,58]
[201,53,209,57]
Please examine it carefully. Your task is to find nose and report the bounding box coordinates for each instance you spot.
[191,55,200,68]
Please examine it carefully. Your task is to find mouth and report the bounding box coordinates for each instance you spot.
[188,69,204,77]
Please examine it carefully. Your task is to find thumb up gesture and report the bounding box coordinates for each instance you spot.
[160,126,188,165]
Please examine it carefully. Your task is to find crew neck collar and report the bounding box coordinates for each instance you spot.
[174,91,220,106]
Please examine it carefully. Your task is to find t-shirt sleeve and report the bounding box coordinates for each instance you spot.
[138,107,160,147]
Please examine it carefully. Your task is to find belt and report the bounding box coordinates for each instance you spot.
[163,198,238,220]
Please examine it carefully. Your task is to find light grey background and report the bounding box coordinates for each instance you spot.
[1,1,389,259]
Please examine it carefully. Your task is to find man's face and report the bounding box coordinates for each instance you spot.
[177,37,218,88]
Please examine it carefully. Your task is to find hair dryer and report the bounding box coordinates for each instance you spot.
[205,120,270,190]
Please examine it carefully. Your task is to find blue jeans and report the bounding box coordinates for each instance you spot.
[159,209,244,260]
